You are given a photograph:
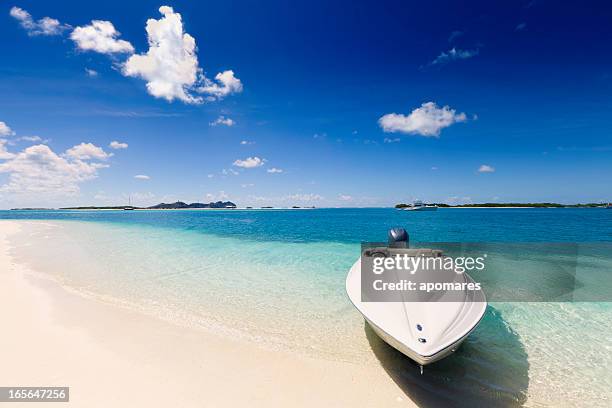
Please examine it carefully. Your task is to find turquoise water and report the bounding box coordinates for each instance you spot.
[3,207,612,242]
[2,208,611,407]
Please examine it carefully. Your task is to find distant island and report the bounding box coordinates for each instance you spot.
[54,201,237,210]
[9,207,55,211]
[395,202,610,208]
[147,201,237,209]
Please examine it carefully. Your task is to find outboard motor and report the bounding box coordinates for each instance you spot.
[388,227,409,248]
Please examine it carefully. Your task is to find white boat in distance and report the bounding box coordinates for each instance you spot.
[402,200,438,211]
[346,228,486,370]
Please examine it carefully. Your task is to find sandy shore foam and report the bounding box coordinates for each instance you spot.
[0,220,414,407]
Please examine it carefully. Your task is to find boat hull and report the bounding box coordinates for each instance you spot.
[346,253,486,366]
[365,312,480,365]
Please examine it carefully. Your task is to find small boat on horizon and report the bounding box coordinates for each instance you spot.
[402,200,438,211]
[346,228,486,372]
[124,196,135,210]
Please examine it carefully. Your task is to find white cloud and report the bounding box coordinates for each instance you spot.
[448,30,463,43]
[109,141,128,149]
[241,183,254,188]
[65,142,111,160]
[478,164,495,173]
[383,137,400,143]
[20,136,42,143]
[0,140,15,160]
[10,6,68,36]
[122,6,201,104]
[118,6,242,104]
[339,194,353,201]
[285,193,323,202]
[134,174,150,180]
[198,70,243,100]
[85,68,98,77]
[210,115,235,127]
[378,102,467,137]
[206,191,229,201]
[221,168,239,176]
[233,156,265,168]
[267,167,283,174]
[207,174,214,178]
[0,122,15,137]
[70,20,134,54]
[240,140,254,145]
[447,196,472,205]
[431,47,479,66]
[0,143,109,195]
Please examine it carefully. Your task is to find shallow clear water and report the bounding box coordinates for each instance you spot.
[2,208,611,407]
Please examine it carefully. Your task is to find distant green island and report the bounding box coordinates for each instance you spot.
[395,202,610,208]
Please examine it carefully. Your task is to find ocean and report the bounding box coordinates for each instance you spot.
[2,208,611,407]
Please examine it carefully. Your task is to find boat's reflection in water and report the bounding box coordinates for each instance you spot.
[366,306,529,407]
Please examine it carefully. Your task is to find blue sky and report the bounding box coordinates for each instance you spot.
[1,0,611,208]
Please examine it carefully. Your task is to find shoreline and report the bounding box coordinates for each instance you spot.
[0,220,414,407]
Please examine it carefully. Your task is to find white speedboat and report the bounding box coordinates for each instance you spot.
[346,228,486,370]
[402,200,438,211]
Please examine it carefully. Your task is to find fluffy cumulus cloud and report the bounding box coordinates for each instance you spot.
[0,140,15,160]
[431,47,479,66]
[198,70,243,100]
[11,5,242,105]
[478,164,495,173]
[109,141,128,149]
[70,20,134,54]
[0,143,109,195]
[10,6,69,36]
[233,156,265,168]
[65,142,112,160]
[210,115,235,127]
[121,6,243,104]
[0,121,15,137]
[134,174,150,180]
[267,167,283,174]
[339,194,353,201]
[122,6,202,103]
[378,102,467,137]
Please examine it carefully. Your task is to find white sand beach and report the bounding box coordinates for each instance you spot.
[0,220,415,407]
